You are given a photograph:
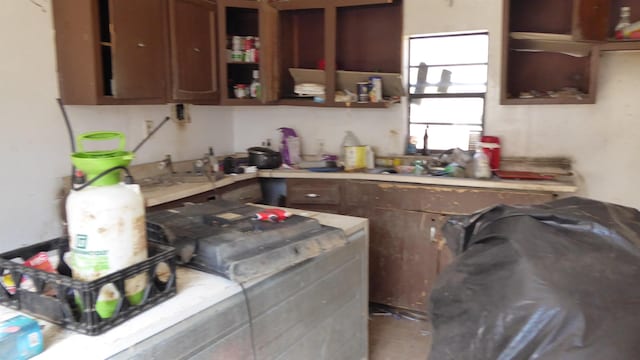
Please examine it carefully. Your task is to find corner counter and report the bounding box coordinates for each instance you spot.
[141,168,576,209]
[1,208,368,360]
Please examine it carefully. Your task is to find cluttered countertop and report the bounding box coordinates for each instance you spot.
[135,153,577,208]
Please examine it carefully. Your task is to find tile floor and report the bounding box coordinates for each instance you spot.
[368,314,432,360]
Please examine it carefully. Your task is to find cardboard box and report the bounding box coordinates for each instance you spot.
[0,315,44,359]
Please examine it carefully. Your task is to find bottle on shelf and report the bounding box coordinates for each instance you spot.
[250,70,261,99]
[615,7,632,40]
[422,126,429,155]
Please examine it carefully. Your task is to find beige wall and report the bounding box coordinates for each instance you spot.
[404,0,640,206]
[0,1,234,251]
[235,0,640,207]
[1,0,637,251]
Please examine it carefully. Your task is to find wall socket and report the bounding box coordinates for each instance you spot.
[144,120,154,137]
[171,103,191,125]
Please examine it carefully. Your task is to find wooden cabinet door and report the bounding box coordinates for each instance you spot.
[169,0,219,103]
[369,207,440,313]
[574,0,611,41]
[110,0,169,100]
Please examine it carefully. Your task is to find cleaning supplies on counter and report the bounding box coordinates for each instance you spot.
[341,131,363,171]
[278,127,302,166]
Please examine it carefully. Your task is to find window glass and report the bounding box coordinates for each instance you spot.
[409,98,484,125]
[408,65,488,94]
[408,32,488,152]
[409,33,489,66]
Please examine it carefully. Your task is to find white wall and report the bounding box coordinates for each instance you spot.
[2,0,638,251]
[0,1,233,251]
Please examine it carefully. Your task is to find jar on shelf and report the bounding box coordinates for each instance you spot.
[615,7,631,39]
[234,84,248,99]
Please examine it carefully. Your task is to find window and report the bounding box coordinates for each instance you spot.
[408,32,488,152]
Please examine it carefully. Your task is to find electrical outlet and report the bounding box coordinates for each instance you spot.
[171,103,191,125]
[144,120,154,137]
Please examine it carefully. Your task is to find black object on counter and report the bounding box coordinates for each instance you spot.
[146,199,346,283]
[430,197,640,359]
[223,156,237,174]
[0,239,176,336]
[247,146,282,169]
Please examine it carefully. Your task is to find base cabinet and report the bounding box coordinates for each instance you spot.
[288,178,556,313]
[147,178,262,211]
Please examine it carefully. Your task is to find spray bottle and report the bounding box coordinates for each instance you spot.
[278,127,301,165]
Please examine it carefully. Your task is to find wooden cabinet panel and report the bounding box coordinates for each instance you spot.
[110,0,168,100]
[286,179,343,213]
[343,179,557,311]
[52,0,168,104]
[345,181,554,215]
[336,2,402,73]
[368,208,439,312]
[169,0,218,103]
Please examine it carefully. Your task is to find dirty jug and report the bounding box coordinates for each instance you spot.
[66,131,147,318]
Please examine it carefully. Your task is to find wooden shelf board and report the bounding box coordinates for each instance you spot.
[510,38,592,57]
[599,40,640,51]
[226,61,259,65]
[501,96,595,105]
[276,97,397,108]
[220,98,262,105]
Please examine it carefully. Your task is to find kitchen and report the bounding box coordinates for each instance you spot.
[1,0,640,358]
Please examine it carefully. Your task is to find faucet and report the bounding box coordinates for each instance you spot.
[157,154,174,176]
[193,155,212,180]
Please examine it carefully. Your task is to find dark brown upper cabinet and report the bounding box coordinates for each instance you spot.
[53,0,169,105]
[217,0,278,105]
[218,0,403,108]
[502,0,640,105]
[168,0,219,104]
[501,0,608,105]
[270,0,403,108]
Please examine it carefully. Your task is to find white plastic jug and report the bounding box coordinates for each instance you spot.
[66,131,148,318]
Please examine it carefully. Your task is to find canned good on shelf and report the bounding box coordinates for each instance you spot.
[369,76,382,103]
[357,82,369,103]
[231,50,243,62]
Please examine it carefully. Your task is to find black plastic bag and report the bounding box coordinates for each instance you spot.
[430,197,640,360]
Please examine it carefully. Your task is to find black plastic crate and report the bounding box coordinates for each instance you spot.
[0,238,176,336]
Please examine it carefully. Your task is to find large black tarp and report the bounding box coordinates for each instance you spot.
[430,197,640,360]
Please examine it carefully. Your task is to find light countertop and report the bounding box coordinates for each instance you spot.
[141,168,576,208]
[1,208,367,360]
[259,169,577,193]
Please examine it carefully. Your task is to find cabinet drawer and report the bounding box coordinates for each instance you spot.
[218,179,262,203]
[286,179,342,205]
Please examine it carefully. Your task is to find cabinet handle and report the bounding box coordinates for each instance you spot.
[304,193,320,198]
[137,42,146,47]
[193,47,201,52]
[430,226,437,243]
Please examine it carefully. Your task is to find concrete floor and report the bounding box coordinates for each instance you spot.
[368,315,432,360]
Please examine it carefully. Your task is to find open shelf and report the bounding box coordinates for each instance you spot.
[599,39,640,51]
